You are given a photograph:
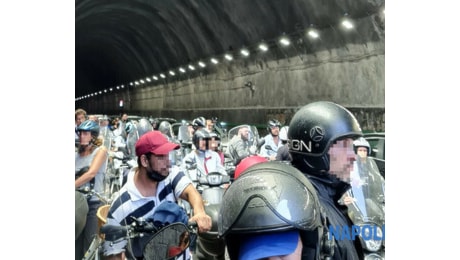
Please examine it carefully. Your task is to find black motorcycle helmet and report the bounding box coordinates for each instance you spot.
[193,129,211,151]
[288,101,363,174]
[267,119,281,135]
[218,161,323,259]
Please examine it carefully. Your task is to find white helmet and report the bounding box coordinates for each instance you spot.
[353,137,371,155]
[279,126,289,141]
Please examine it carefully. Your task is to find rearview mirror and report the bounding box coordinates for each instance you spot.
[143,223,190,260]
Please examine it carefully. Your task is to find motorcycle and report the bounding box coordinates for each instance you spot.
[194,172,231,260]
[343,157,385,259]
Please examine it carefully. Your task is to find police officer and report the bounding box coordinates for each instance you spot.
[288,101,364,259]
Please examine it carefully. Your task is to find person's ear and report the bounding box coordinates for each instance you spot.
[141,155,149,167]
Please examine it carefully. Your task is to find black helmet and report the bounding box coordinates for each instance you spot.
[218,161,321,236]
[77,119,100,138]
[267,119,281,133]
[288,101,362,174]
[192,129,210,150]
[218,161,322,259]
[192,116,206,130]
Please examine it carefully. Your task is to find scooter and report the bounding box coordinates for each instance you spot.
[193,171,231,260]
[181,158,231,259]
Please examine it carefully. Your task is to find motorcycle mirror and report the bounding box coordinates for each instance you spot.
[143,223,190,260]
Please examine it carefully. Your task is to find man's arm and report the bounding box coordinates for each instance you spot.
[234,139,250,160]
[180,184,212,233]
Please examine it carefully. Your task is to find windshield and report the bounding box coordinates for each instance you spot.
[227,125,259,147]
[345,157,385,225]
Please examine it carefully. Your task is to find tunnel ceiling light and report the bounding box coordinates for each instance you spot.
[259,43,268,52]
[140,79,145,84]
[341,15,354,30]
[104,89,107,93]
[179,67,186,73]
[160,73,166,78]
[211,58,219,64]
[153,75,158,80]
[169,70,175,76]
[135,81,140,85]
[188,64,195,70]
[116,86,120,89]
[109,88,113,91]
[146,77,151,82]
[279,37,290,46]
[121,84,124,88]
[129,82,134,86]
[224,54,233,61]
[198,61,206,68]
[342,20,353,29]
[307,29,319,39]
[240,48,250,57]
[98,91,102,94]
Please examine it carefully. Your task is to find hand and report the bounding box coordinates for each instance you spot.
[189,212,212,233]
[343,196,355,205]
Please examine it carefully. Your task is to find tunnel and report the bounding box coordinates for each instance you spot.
[75,0,385,131]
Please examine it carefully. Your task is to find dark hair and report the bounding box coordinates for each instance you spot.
[137,152,153,167]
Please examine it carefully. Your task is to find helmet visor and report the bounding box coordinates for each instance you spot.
[218,169,321,236]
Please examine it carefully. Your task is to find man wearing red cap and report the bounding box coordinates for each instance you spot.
[103,131,212,260]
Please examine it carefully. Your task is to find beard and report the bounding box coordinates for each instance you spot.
[146,168,167,182]
[145,160,169,182]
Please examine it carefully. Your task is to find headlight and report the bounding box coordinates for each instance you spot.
[360,225,383,252]
[207,174,223,185]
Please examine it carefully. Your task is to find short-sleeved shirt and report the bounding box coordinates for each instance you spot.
[103,166,192,258]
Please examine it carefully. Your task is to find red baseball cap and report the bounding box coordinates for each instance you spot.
[135,131,179,156]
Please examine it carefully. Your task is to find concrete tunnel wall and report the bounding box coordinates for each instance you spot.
[83,15,384,132]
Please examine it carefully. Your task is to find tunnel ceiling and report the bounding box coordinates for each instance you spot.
[75,0,384,98]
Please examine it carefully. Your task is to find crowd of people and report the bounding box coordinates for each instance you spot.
[75,101,384,260]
